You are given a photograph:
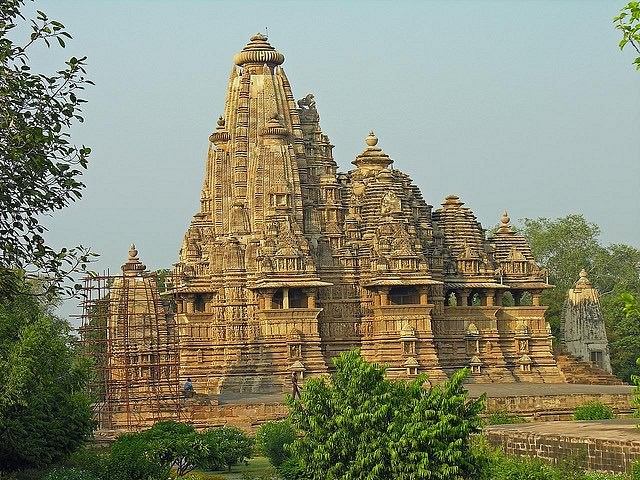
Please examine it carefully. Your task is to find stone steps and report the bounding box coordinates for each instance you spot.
[555,353,625,385]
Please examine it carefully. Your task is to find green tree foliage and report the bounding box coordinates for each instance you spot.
[255,420,296,468]
[0,291,94,473]
[286,350,485,480]
[106,421,206,479]
[199,426,255,472]
[520,215,640,380]
[614,2,640,70]
[0,0,93,299]
[143,421,206,477]
[106,432,170,480]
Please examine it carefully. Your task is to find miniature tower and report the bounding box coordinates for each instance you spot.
[561,269,612,372]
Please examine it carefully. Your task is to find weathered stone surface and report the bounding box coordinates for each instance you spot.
[102,35,608,429]
[561,269,612,372]
[485,418,640,474]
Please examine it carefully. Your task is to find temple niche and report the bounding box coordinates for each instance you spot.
[165,33,564,395]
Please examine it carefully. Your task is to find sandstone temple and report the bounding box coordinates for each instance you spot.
[81,34,613,429]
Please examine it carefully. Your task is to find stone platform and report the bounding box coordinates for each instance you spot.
[467,383,633,421]
[93,383,634,440]
[485,418,640,474]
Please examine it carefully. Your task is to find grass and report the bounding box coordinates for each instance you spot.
[192,457,278,479]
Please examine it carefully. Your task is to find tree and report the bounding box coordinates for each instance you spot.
[106,432,170,480]
[520,215,640,380]
[286,350,486,480]
[1,0,93,299]
[143,421,207,478]
[614,1,640,70]
[0,290,94,473]
[520,215,640,327]
[256,420,297,468]
[199,427,254,472]
[106,421,207,479]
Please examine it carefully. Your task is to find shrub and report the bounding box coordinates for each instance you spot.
[63,447,106,478]
[573,402,614,421]
[632,458,640,480]
[41,468,100,480]
[488,452,566,480]
[255,420,296,467]
[106,432,170,480]
[199,427,254,472]
[485,408,528,425]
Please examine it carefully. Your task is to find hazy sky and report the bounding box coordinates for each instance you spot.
[24,1,639,317]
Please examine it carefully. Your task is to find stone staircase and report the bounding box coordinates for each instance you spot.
[555,353,625,385]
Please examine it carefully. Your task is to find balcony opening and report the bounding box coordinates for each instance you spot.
[389,286,420,305]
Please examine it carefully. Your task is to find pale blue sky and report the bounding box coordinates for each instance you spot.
[25,1,639,317]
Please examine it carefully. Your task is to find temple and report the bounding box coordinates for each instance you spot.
[168,33,563,395]
[561,269,612,373]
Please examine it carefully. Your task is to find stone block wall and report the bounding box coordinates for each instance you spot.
[485,420,640,474]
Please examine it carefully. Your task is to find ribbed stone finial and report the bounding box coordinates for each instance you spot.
[233,33,285,67]
[129,243,138,259]
[365,131,378,147]
[501,210,510,226]
[210,115,230,144]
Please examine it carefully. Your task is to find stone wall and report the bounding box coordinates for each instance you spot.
[485,419,640,474]
[484,393,633,421]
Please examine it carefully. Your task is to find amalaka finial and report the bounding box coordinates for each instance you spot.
[123,243,146,276]
[234,33,284,67]
[496,210,513,234]
[576,268,592,288]
[352,131,392,170]
[251,32,268,41]
[217,116,225,127]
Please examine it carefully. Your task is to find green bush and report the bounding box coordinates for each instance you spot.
[199,427,254,472]
[255,420,296,468]
[62,447,106,478]
[632,458,640,480]
[573,402,614,421]
[106,432,170,480]
[40,468,99,480]
[485,408,528,425]
[488,452,567,480]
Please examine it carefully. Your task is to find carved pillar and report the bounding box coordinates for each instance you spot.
[265,291,274,309]
[460,290,470,307]
[283,287,290,309]
[420,287,428,305]
[495,290,504,306]
[531,290,541,306]
[186,296,194,313]
[306,289,316,308]
[380,288,390,306]
[485,289,494,306]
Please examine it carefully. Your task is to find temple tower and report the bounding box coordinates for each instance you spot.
[561,269,612,373]
[170,34,562,396]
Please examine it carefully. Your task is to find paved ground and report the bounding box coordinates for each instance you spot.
[216,383,632,405]
[486,417,640,443]
[466,383,632,398]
